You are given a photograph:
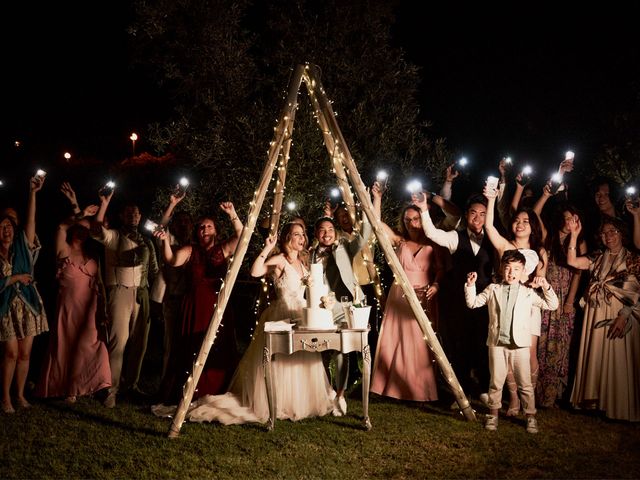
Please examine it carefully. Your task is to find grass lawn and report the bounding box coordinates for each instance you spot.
[2,390,639,479]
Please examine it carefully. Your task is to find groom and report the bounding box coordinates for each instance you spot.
[310,212,372,416]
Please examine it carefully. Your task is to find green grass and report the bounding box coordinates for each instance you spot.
[2,392,639,479]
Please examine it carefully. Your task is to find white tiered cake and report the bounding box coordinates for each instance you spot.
[300,263,335,330]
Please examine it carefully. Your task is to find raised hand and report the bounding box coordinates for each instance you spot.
[371,181,383,200]
[567,215,582,235]
[445,164,460,183]
[60,182,78,205]
[411,192,428,212]
[625,199,640,217]
[264,233,277,252]
[219,202,236,217]
[558,159,574,175]
[482,185,498,199]
[170,189,186,205]
[30,175,45,192]
[530,276,550,290]
[466,271,477,286]
[83,205,99,217]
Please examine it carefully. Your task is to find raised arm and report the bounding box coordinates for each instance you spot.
[626,200,640,250]
[563,239,587,315]
[25,175,44,246]
[510,175,526,216]
[160,190,186,227]
[250,234,281,278]
[60,182,82,217]
[92,187,114,232]
[565,216,591,270]
[430,193,461,220]
[219,202,243,258]
[414,193,459,253]
[371,181,403,246]
[533,184,554,243]
[439,164,459,201]
[154,229,192,266]
[483,186,512,256]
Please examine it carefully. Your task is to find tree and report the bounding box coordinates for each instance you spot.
[130,0,451,240]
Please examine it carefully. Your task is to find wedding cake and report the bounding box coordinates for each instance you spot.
[300,263,335,329]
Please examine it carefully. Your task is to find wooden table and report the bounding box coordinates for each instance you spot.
[263,328,371,431]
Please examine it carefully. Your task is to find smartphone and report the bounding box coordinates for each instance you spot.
[485,176,499,191]
[99,181,115,197]
[144,219,161,232]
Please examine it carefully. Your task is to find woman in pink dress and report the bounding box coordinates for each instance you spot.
[370,183,444,401]
[36,183,111,402]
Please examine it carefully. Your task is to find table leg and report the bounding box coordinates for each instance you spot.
[263,345,276,431]
[362,343,372,430]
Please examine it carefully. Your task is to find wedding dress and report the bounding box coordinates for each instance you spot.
[154,261,335,424]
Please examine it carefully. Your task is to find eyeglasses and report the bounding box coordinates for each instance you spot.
[600,229,620,237]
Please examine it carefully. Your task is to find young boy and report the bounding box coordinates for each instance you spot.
[464,249,558,433]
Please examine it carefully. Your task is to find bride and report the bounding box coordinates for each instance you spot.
[157,222,335,424]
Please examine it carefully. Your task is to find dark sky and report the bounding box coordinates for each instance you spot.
[394,5,639,172]
[3,4,639,181]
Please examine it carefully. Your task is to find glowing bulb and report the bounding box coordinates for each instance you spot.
[565,150,575,160]
[330,188,340,198]
[286,201,297,211]
[376,170,388,181]
[504,156,512,164]
[63,152,71,160]
[106,181,115,189]
[522,165,533,175]
[179,177,189,187]
[551,172,563,183]
[458,157,468,167]
[130,133,138,141]
[626,186,636,196]
[406,180,422,194]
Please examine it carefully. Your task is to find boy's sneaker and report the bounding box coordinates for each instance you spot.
[526,416,539,434]
[484,414,498,431]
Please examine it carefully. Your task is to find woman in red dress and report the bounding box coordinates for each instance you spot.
[156,202,242,404]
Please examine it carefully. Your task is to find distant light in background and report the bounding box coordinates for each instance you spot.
[286,201,297,211]
[64,152,71,161]
[130,132,138,156]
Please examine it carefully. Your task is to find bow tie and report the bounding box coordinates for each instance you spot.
[470,232,484,243]
[316,246,331,258]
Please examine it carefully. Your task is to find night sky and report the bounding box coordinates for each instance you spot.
[3,4,639,182]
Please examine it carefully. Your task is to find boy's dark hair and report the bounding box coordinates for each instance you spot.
[501,249,526,266]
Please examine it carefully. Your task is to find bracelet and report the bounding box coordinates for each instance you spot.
[230,216,239,222]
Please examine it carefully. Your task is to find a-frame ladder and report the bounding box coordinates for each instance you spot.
[168,63,475,438]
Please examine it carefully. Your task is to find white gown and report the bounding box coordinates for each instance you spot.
[159,262,335,425]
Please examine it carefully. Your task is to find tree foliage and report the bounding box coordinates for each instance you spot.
[129,0,451,243]
[593,111,640,187]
